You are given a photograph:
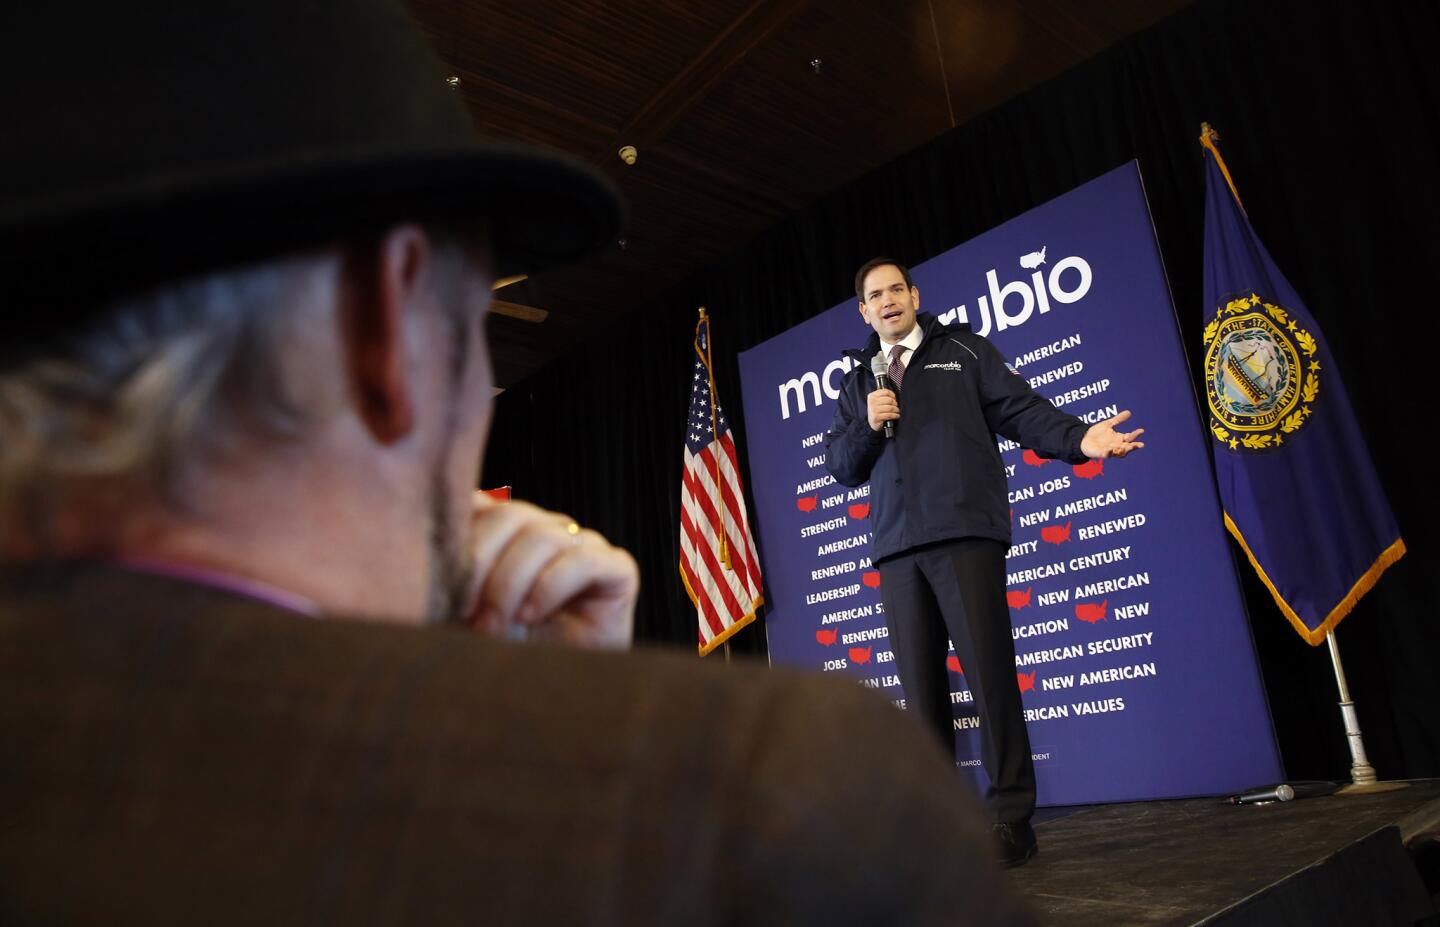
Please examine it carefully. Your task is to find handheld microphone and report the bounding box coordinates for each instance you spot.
[1227,780,1338,805]
[1229,784,1295,804]
[870,354,895,439]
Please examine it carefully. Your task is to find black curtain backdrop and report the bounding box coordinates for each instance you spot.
[485,0,1440,783]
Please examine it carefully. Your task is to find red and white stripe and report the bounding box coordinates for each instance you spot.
[680,431,763,655]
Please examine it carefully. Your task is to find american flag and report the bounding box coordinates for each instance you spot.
[679,311,763,656]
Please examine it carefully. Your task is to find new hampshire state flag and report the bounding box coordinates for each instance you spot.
[1200,125,1405,644]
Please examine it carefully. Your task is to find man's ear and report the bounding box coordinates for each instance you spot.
[858,301,869,325]
[340,224,431,445]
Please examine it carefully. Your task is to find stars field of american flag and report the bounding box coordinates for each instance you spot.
[679,312,763,656]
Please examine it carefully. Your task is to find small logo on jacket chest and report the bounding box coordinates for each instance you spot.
[924,361,964,372]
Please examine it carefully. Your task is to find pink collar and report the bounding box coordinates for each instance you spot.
[115,556,319,617]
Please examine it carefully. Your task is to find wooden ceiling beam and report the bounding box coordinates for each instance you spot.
[1010,0,1110,57]
[643,142,804,215]
[453,67,616,140]
[590,0,814,171]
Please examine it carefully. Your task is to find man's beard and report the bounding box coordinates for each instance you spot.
[423,286,479,626]
[424,459,475,625]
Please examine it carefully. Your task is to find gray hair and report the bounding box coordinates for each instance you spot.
[0,249,356,534]
[0,227,477,547]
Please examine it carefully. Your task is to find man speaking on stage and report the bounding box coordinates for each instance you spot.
[825,258,1145,867]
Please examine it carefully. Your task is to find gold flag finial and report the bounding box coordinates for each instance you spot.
[1198,121,1243,210]
[698,306,708,321]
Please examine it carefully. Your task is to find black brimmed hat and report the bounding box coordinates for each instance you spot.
[0,0,623,316]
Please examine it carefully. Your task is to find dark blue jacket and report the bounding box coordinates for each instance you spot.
[823,313,1089,561]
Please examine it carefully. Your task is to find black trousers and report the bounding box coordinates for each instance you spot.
[877,537,1035,824]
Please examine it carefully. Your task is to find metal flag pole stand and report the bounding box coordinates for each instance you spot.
[1328,628,1407,796]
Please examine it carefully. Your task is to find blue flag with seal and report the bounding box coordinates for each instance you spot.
[1200,124,1405,645]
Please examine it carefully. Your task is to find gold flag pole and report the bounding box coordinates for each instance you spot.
[1201,123,1404,796]
[1199,123,1244,210]
[697,307,732,571]
[697,307,735,664]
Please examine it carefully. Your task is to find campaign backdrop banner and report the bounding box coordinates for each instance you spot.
[737,162,1282,805]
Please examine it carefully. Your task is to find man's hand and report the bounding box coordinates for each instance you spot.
[465,492,638,648]
[1080,409,1145,459]
[867,388,900,432]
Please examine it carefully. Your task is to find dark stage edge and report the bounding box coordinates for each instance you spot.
[1007,779,1440,926]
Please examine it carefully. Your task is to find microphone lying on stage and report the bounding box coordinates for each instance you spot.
[1227,780,1340,804]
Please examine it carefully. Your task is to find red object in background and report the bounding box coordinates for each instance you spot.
[1075,600,1108,623]
[861,571,881,588]
[1022,449,1050,467]
[796,496,818,512]
[849,646,872,664]
[946,655,964,674]
[815,628,838,646]
[1007,588,1033,609]
[1041,521,1073,544]
[1073,458,1104,480]
[1017,671,1037,693]
[848,503,870,520]
[481,486,511,502]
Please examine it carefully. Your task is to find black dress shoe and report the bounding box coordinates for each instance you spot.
[993,821,1038,868]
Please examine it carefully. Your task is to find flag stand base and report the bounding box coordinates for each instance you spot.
[1337,781,1408,796]
[1326,630,1408,797]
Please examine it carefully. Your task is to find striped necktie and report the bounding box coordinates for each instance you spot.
[888,344,907,391]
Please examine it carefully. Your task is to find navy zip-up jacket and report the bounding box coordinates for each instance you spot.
[823,312,1090,562]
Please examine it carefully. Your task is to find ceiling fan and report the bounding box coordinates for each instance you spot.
[490,274,548,323]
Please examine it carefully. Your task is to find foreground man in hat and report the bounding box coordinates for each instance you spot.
[0,2,1036,924]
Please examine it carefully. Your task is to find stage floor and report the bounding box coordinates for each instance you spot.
[1008,779,1440,926]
